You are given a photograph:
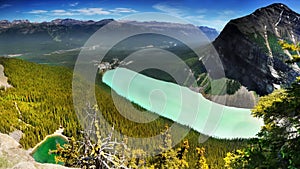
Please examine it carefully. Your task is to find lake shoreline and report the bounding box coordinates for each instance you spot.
[102,68,264,139]
[30,128,68,156]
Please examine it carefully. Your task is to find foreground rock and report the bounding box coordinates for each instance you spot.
[0,64,12,90]
[208,86,258,108]
[0,133,75,169]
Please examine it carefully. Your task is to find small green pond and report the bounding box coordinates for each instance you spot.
[32,135,68,164]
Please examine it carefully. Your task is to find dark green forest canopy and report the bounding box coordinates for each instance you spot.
[0,57,246,167]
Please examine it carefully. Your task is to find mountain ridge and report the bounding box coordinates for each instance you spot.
[0,18,218,57]
[213,3,300,95]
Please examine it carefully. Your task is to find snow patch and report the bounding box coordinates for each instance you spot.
[274,10,284,37]
[269,65,280,78]
[273,83,281,89]
[275,10,284,27]
[263,25,273,57]
[291,30,296,44]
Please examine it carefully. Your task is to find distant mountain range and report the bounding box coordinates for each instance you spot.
[0,19,113,55]
[0,19,218,56]
[213,3,300,95]
[199,26,219,41]
[0,3,299,96]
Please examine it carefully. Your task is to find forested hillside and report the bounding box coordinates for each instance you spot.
[0,58,246,168]
[0,58,80,148]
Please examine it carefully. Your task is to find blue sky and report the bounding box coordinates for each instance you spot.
[1,0,300,31]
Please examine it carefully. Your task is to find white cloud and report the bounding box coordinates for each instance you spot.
[185,15,205,20]
[26,6,138,17]
[52,12,74,16]
[218,10,236,16]
[153,3,185,16]
[27,10,48,14]
[110,8,137,13]
[69,2,79,7]
[51,10,67,13]
[51,10,74,16]
[0,4,11,9]
[194,7,251,32]
[71,8,111,15]
[152,3,244,31]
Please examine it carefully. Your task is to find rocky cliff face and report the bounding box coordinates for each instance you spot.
[0,133,74,169]
[213,3,300,95]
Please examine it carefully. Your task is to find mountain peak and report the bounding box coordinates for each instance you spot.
[213,3,300,95]
[51,18,82,25]
[266,3,290,9]
[253,3,294,16]
[227,3,300,36]
[11,19,30,24]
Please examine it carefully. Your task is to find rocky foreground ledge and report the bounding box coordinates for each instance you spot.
[0,133,76,169]
[0,64,12,90]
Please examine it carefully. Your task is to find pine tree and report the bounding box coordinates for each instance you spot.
[195,147,209,169]
[151,125,189,169]
[176,140,189,168]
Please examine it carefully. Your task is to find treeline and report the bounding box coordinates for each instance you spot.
[0,58,246,167]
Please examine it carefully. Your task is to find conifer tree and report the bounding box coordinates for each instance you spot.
[195,147,209,169]
[151,125,189,169]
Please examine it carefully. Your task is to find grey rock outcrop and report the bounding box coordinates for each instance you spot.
[208,86,258,108]
[0,133,74,169]
[0,64,12,90]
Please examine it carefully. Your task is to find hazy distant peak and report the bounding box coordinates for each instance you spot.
[49,18,114,25]
[198,26,219,41]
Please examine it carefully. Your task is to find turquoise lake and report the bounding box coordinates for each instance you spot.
[102,68,264,139]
